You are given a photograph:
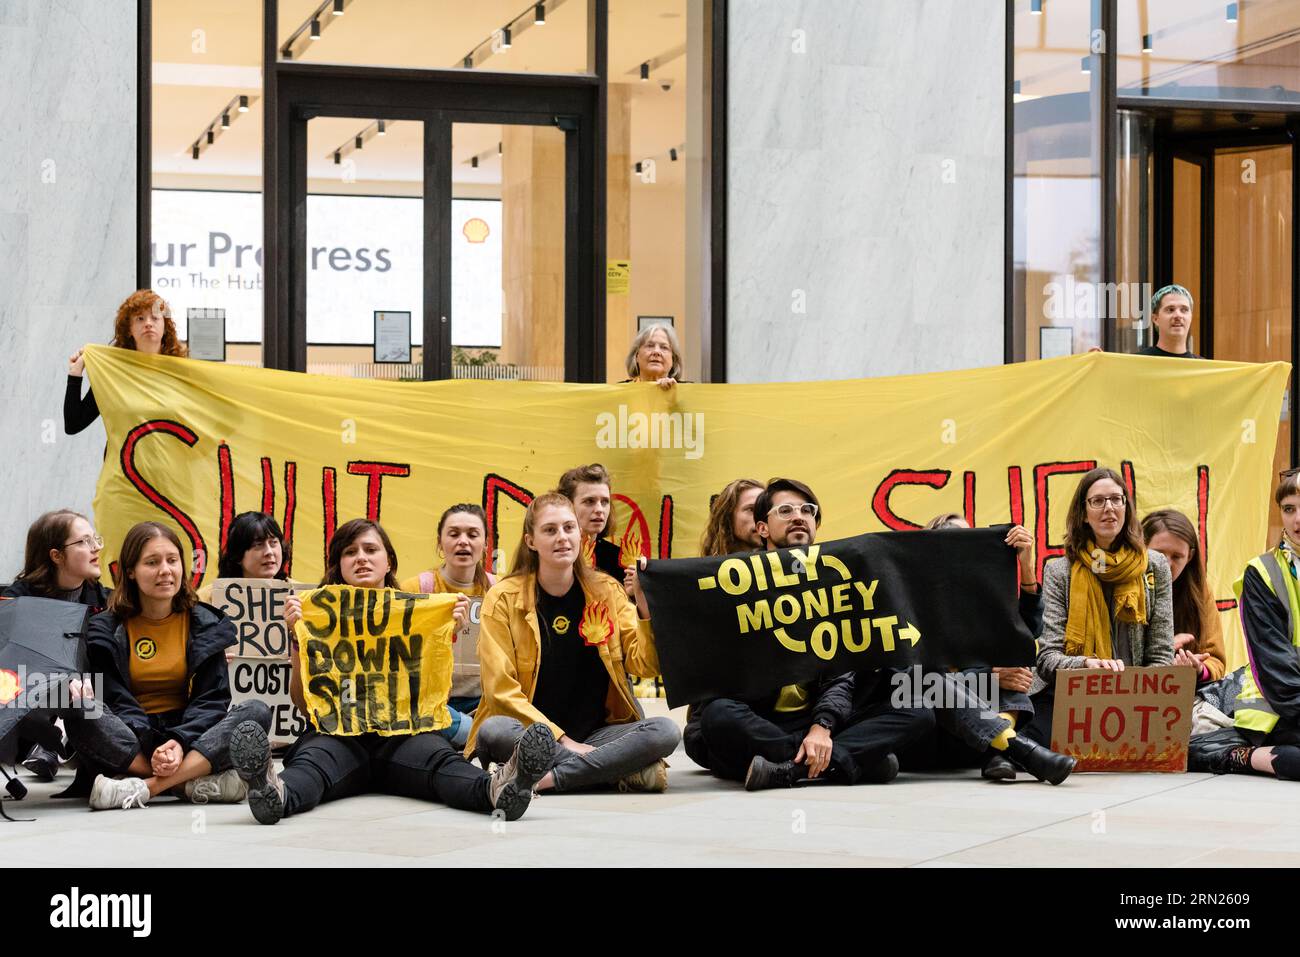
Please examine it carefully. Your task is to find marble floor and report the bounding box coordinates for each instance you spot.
[4,703,1294,868]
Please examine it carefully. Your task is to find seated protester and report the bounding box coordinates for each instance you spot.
[558,463,624,584]
[468,493,681,793]
[198,510,292,605]
[65,289,186,435]
[1137,284,1204,360]
[695,478,933,790]
[3,510,112,780]
[1023,467,1174,747]
[232,519,553,825]
[1142,509,1227,683]
[400,503,496,748]
[84,521,273,810]
[682,478,765,769]
[1190,470,1300,779]
[901,515,1074,785]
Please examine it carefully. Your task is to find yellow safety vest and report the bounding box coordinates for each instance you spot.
[1232,547,1300,734]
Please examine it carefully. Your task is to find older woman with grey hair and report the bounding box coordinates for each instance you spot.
[623,323,684,389]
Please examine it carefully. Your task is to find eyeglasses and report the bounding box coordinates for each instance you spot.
[1086,495,1125,511]
[768,503,819,520]
[63,535,104,550]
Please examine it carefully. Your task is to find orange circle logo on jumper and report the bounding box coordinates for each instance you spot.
[134,637,157,660]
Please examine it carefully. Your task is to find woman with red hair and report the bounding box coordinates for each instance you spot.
[64,289,188,435]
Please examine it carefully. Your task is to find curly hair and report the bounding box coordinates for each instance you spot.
[699,478,763,557]
[111,289,188,357]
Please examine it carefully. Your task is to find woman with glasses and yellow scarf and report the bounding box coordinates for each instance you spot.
[1021,467,1174,745]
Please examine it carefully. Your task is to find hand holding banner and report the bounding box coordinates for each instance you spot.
[294,586,456,736]
[639,526,1035,707]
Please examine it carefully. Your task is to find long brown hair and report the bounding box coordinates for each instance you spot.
[437,503,492,591]
[108,522,198,618]
[700,478,763,557]
[111,290,188,357]
[1142,509,1209,648]
[13,510,89,597]
[506,492,596,592]
[321,519,400,589]
[1063,466,1144,561]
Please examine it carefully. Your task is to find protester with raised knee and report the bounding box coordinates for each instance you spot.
[83,521,271,810]
[469,492,680,793]
[1024,467,1174,746]
[696,478,933,790]
[234,518,553,824]
[1190,470,1300,779]
[400,503,496,747]
[1142,508,1226,683]
[4,510,112,780]
[899,514,1074,785]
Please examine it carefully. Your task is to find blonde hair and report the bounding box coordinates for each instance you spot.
[625,323,683,381]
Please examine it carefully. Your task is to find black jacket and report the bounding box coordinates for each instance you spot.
[87,602,236,752]
[1019,585,1044,637]
[64,375,100,435]
[1240,564,1300,724]
[3,578,110,614]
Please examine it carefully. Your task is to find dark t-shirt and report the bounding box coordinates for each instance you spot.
[532,580,609,742]
[1138,345,1204,360]
[593,537,623,582]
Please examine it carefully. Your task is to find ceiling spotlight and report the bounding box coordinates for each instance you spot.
[1226,2,1238,21]
[1030,0,1042,13]
[192,145,200,160]
[334,151,341,164]
[640,62,649,81]
[377,120,386,136]
[206,129,214,144]
[333,0,345,14]
[501,25,512,49]
[238,95,249,112]
[463,55,473,69]
[472,156,479,168]
[355,135,363,149]
[221,113,230,128]
[535,3,545,25]
[1080,55,1091,74]
[1142,33,1153,52]
[310,18,321,40]
[669,147,678,161]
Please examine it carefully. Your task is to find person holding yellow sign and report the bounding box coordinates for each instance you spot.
[229,518,555,824]
[468,492,681,793]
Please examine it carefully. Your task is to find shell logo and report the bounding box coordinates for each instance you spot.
[581,535,597,569]
[579,601,614,647]
[0,668,21,706]
[619,523,644,570]
[462,217,490,244]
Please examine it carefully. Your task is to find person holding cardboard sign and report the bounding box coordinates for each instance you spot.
[400,504,496,747]
[1141,509,1226,683]
[232,519,555,825]
[1192,471,1300,780]
[469,492,681,793]
[1024,467,1174,745]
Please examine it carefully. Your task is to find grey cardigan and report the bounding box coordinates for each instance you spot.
[1031,549,1174,696]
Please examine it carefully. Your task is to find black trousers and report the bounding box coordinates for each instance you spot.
[697,680,934,785]
[279,728,493,817]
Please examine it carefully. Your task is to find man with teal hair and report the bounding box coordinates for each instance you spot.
[1139,283,1204,359]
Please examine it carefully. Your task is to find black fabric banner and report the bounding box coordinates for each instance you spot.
[639,526,1035,707]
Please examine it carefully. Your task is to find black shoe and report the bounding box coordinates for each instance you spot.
[1006,735,1076,785]
[22,744,59,782]
[860,752,900,784]
[982,752,1017,782]
[488,723,556,821]
[744,756,811,791]
[1204,744,1255,775]
[229,721,284,825]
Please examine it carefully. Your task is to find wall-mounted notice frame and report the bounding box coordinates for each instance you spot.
[187,308,227,362]
[374,310,412,363]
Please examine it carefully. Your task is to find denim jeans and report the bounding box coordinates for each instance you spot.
[476,715,679,792]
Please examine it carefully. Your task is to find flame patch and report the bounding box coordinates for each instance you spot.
[619,523,644,570]
[581,535,597,569]
[0,668,21,706]
[578,601,614,646]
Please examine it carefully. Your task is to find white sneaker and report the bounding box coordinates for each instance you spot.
[89,775,150,810]
[184,769,249,804]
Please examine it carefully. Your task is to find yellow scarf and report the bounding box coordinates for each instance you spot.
[1064,542,1149,660]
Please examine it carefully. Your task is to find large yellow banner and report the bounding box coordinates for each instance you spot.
[84,345,1289,670]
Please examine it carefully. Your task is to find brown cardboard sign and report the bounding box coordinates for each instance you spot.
[1050,665,1196,772]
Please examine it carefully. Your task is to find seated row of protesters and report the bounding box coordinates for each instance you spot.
[9,461,1300,819]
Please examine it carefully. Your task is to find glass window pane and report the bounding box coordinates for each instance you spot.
[277,0,590,74]
[152,0,263,366]
[1118,0,1300,103]
[305,116,423,379]
[1013,0,1103,360]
